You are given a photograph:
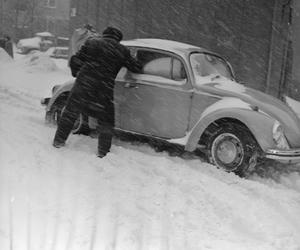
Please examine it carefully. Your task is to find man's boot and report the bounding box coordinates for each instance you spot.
[53,141,65,148]
[97,125,113,158]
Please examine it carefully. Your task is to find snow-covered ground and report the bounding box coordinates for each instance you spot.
[0,50,300,250]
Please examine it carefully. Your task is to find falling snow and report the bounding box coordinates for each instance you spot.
[0,51,300,250]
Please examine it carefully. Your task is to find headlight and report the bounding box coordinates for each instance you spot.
[272,121,290,150]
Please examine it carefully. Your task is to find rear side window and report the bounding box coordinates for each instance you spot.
[136,50,187,82]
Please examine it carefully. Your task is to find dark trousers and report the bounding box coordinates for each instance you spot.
[96,123,113,155]
[53,96,114,155]
[53,104,79,144]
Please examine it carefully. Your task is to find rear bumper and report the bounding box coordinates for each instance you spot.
[266,148,300,164]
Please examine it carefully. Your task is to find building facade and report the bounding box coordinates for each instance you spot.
[39,0,71,38]
[69,0,296,99]
[0,0,71,41]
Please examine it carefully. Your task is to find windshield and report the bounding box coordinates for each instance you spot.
[190,53,233,81]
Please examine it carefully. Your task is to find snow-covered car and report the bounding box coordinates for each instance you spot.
[17,37,41,54]
[17,32,55,54]
[41,39,300,175]
[45,46,69,59]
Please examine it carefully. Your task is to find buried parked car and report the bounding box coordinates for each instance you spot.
[45,46,69,59]
[17,32,55,54]
[41,38,300,175]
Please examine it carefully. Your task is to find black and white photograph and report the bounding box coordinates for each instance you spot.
[0,0,300,249]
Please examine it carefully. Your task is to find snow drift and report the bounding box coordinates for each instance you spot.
[26,52,58,72]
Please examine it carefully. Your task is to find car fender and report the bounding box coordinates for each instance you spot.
[46,79,75,112]
[185,98,277,153]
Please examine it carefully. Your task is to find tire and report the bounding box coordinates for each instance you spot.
[71,113,90,135]
[45,95,66,125]
[45,94,90,135]
[204,123,259,176]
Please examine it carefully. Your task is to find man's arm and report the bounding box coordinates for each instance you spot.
[73,38,91,62]
[69,55,83,77]
[69,39,91,77]
[123,49,142,73]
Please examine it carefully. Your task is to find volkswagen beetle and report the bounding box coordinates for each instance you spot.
[41,39,300,175]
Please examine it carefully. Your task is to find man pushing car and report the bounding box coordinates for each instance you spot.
[52,26,141,157]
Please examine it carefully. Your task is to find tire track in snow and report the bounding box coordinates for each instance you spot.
[0,86,41,113]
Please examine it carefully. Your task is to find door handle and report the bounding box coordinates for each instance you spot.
[124,82,138,89]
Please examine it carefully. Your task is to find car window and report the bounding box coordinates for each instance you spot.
[172,58,187,80]
[143,57,172,78]
[190,53,233,80]
[135,50,187,85]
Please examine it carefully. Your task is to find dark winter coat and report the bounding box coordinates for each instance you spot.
[69,36,141,126]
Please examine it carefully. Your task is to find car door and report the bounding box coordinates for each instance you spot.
[117,48,193,139]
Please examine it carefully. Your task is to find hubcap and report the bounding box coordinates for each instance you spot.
[217,140,238,164]
[211,133,244,171]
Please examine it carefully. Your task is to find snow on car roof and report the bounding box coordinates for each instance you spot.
[35,32,54,37]
[122,38,210,54]
[18,37,41,48]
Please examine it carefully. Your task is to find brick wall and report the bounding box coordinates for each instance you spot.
[70,0,292,98]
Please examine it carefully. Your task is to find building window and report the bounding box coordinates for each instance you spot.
[46,0,56,8]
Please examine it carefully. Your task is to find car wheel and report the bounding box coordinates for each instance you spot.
[70,110,90,135]
[45,94,90,135]
[45,95,66,125]
[205,123,259,176]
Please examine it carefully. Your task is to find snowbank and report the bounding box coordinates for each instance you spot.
[0,51,70,98]
[0,56,300,250]
[26,52,58,72]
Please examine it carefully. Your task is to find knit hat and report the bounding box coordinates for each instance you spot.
[102,27,123,41]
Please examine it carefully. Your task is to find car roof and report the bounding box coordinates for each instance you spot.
[121,38,211,55]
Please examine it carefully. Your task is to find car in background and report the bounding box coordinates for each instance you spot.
[41,38,300,176]
[46,46,69,59]
[17,32,55,54]
[16,37,41,54]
